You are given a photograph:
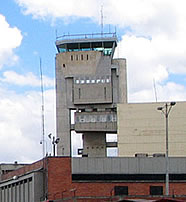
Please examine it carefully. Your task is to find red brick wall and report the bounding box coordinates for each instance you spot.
[1,158,45,181]
[47,157,186,200]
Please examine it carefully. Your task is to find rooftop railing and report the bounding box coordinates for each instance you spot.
[56,32,117,41]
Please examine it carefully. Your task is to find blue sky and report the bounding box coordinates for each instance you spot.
[0,0,186,163]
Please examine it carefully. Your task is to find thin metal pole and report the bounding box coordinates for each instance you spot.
[53,136,56,156]
[165,103,169,196]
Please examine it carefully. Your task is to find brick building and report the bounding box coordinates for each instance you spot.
[1,156,186,201]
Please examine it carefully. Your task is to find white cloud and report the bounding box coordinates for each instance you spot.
[117,33,186,102]
[0,14,22,69]
[0,87,55,162]
[15,0,102,21]
[14,0,186,102]
[0,71,54,88]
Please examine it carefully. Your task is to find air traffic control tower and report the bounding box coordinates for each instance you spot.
[55,33,127,157]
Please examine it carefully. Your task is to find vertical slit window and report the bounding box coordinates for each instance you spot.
[71,55,73,61]
[87,54,89,60]
[78,88,81,99]
[81,54,83,60]
[104,87,106,99]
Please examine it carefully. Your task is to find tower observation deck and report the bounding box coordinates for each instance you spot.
[55,32,127,157]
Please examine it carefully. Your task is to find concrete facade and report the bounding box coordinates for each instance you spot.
[0,159,44,202]
[117,102,186,157]
[55,33,127,157]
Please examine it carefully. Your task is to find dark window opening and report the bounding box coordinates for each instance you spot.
[104,87,106,99]
[87,54,89,60]
[81,54,83,60]
[92,42,102,48]
[63,64,65,68]
[114,186,128,196]
[67,43,79,52]
[78,88,81,99]
[76,55,78,60]
[71,55,73,61]
[150,186,163,195]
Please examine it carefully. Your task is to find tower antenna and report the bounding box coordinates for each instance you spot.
[55,29,58,40]
[101,5,104,35]
[39,57,45,158]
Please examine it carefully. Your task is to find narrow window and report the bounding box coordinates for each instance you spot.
[81,54,83,60]
[114,186,128,196]
[104,87,106,99]
[78,88,81,99]
[76,55,78,60]
[96,79,101,83]
[87,54,89,60]
[71,55,73,61]
[106,78,110,83]
[80,80,85,84]
[86,79,90,84]
[63,64,65,68]
[150,186,163,195]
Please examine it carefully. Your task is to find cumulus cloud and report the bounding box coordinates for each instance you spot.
[0,14,22,69]
[0,87,55,162]
[118,33,186,102]
[15,0,102,21]
[14,0,186,102]
[0,71,54,88]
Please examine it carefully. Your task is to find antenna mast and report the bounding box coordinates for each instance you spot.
[101,5,103,35]
[40,58,45,158]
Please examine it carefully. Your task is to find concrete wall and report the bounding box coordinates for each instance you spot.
[117,102,186,157]
[0,172,43,202]
[72,157,186,174]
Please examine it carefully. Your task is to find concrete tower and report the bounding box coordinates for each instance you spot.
[55,33,127,157]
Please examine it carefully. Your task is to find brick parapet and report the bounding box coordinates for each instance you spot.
[0,158,45,181]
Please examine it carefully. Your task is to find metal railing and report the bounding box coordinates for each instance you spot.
[56,32,117,41]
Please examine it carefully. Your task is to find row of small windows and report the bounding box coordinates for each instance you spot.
[75,114,117,123]
[71,54,89,61]
[75,76,111,85]
[114,186,163,196]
